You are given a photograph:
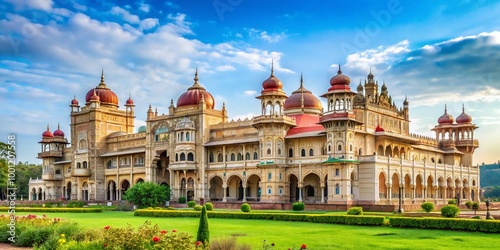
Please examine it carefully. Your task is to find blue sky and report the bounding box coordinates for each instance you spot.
[1,0,500,165]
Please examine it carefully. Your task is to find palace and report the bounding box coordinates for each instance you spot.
[29,66,481,209]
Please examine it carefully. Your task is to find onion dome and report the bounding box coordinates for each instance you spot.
[456,104,472,124]
[176,117,195,130]
[284,74,322,114]
[438,105,454,125]
[357,82,364,92]
[42,125,53,138]
[330,65,351,86]
[85,70,119,106]
[403,96,409,106]
[53,123,64,137]
[71,96,79,105]
[137,125,147,133]
[368,68,374,80]
[90,88,100,101]
[126,95,134,105]
[261,62,283,92]
[381,82,388,92]
[176,69,215,109]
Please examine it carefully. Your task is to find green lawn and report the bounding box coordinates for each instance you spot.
[7,211,500,249]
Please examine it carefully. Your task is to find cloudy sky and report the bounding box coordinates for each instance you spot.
[1,0,499,165]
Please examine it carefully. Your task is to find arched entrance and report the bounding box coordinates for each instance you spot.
[227,175,243,202]
[66,182,71,200]
[107,181,117,201]
[303,173,320,203]
[289,174,298,202]
[246,174,261,201]
[82,182,89,201]
[209,176,223,201]
[31,188,36,200]
[378,172,387,199]
[121,180,130,201]
[391,173,399,199]
[415,175,423,198]
[187,177,194,201]
[38,188,43,200]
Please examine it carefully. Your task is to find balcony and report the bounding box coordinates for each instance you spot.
[38,151,63,158]
[71,168,91,177]
[42,173,63,181]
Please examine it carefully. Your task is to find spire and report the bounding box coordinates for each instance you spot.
[194,67,199,84]
[170,99,174,106]
[47,124,50,131]
[444,104,448,113]
[98,69,107,88]
[462,103,465,112]
[270,59,275,76]
[300,73,304,90]
[338,63,342,74]
[57,123,60,130]
[148,104,153,112]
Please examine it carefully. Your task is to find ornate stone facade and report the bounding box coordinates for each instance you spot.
[29,66,481,207]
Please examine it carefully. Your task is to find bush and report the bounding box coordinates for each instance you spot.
[123,182,170,208]
[471,202,479,214]
[240,203,251,213]
[67,201,85,208]
[441,205,460,218]
[205,202,214,211]
[448,199,457,205]
[421,202,434,213]
[347,207,363,215]
[179,196,187,204]
[0,207,102,213]
[465,201,473,209]
[292,202,305,211]
[154,207,163,210]
[194,205,203,211]
[196,205,209,244]
[187,201,197,208]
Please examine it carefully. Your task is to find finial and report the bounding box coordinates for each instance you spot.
[338,63,342,74]
[170,99,174,105]
[222,102,226,110]
[148,104,152,112]
[194,68,199,84]
[370,66,372,74]
[462,103,465,112]
[444,104,447,113]
[270,59,274,76]
[300,73,304,89]
[57,122,60,130]
[47,124,50,131]
[100,69,105,84]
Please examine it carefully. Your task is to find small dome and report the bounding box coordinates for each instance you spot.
[176,117,195,130]
[357,82,363,92]
[53,124,64,137]
[262,64,283,92]
[438,105,454,125]
[71,96,79,105]
[375,125,385,132]
[330,66,351,86]
[456,105,472,124]
[138,125,147,133]
[284,75,322,113]
[126,96,134,105]
[176,70,215,109]
[85,70,118,106]
[381,82,387,92]
[42,125,53,138]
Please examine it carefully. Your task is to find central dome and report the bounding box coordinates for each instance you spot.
[85,70,119,106]
[330,66,351,86]
[261,62,284,94]
[437,105,454,125]
[284,75,322,115]
[176,70,215,109]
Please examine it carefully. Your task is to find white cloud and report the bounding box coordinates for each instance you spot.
[216,65,236,71]
[140,3,150,12]
[247,28,288,43]
[243,90,256,96]
[140,18,159,31]
[5,0,53,11]
[110,6,140,24]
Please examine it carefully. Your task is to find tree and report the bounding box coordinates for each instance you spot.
[0,141,16,200]
[421,202,434,213]
[123,182,169,208]
[471,202,480,215]
[196,205,210,244]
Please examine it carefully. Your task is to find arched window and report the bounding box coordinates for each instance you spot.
[180,132,184,142]
[230,153,235,161]
[309,148,314,156]
[338,144,342,151]
[186,132,190,141]
[322,146,326,155]
[350,144,353,152]
[217,153,223,162]
[253,152,258,160]
[301,149,306,157]
[77,162,81,169]
[180,153,186,161]
[335,184,340,194]
[82,161,88,168]
[175,153,179,162]
[328,145,331,152]
[335,168,340,176]
[277,148,282,155]
[237,153,243,161]
[267,148,271,155]
[55,169,61,175]
[288,148,293,157]
[209,153,214,163]
[306,186,314,197]
[245,152,250,160]
[187,152,194,161]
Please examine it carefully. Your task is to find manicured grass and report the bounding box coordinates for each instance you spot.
[6,211,500,249]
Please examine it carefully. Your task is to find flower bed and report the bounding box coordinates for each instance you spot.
[0,207,102,213]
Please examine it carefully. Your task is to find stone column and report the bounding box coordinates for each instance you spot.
[222,184,227,202]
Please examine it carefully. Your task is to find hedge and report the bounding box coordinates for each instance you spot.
[0,207,103,213]
[134,210,385,226]
[388,217,500,233]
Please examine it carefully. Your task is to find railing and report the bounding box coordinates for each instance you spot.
[42,173,63,181]
[379,193,387,199]
[38,151,63,158]
[71,168,91,177]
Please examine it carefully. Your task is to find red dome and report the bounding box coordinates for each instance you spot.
[375,125,385,132]
[42,125,53,138]
[456,105,472,124]
[53,124,64,137]
[438,105,454,125]
[126,96,134,105]
[71,96,79,105]
[284,76,322,113]
[330,66,351,86]
[176,71,215,109]
[85,71,118,106]
[261,63,283,93]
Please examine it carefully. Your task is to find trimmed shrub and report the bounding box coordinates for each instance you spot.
[123,181,170,208]
[471,202,479,214]
[240,203,251,213]
[421,202,434,213]
[154,207,163,210]
[465,201,473,209]
[441,205,460,218]
[67,201,85,208]
[187,201,197,208]
[347,207,363,215]
[196,205,209,244]
[292,202,305,211]
[146,207,154,210]
[194,205,203,211]
[389,217,500,233]
[205,202,214,211]
[178,196,187,204]
[448,199,457,205]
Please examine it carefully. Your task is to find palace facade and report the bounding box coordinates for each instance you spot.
[29,66,481,207]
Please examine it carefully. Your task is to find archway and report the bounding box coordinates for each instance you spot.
[391,173,399,199]
[82,182,89,201]
[446,177,453,199]
[415,175,423,198]
[227,175,243,202]
[32,188,37,200]
[426,176,434,199]
[289,174,299,202]
[121,180,130,201]
[438,177,445,199]
[378,172,387,199]
[66,182,71,200]
[404,174,411,199]
[303,173,320,203]
[38,188,43,200]
[209,176,223,201]
[107,180,117,201]
[246,174,261,201]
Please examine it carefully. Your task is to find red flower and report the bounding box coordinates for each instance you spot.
[54,218,57,222]
[43,214,46,218]
[172,230,177,233]
[300,244,307,249]
[152,236,160,243]
[104,225,110,230]
[103,243,108,247]
[58,218,61,221]
[196,241,202,246]
[160,230,167,234]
